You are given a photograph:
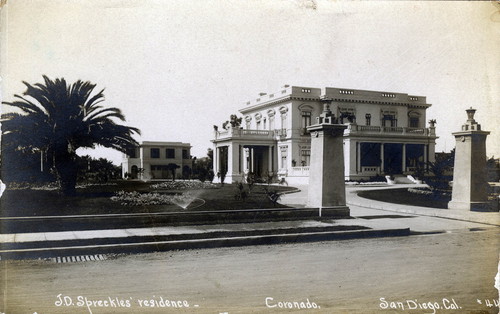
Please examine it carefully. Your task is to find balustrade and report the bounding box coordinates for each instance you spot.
[215,128,276,140]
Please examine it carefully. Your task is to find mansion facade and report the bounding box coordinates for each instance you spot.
[122,141,192,180]
[212,85,437,184]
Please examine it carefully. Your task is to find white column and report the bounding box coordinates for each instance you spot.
[268,146,273,174]
[243,147,249,171]
[227,143,240,182]
[250,148,255,173]
[380,143,385,173]
[402,144,406,173]
[427,143,435,163]
[356,142,361,174]
[239,146,243,172]
[213,145,219,175]
[40,150,44,172]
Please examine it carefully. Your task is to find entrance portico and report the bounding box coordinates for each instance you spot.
[213,130,276,183]
[242,145,275,177]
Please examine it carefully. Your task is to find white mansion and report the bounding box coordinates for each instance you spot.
[212,85,437,184]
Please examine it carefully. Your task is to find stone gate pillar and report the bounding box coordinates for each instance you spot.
[307,102,350,217]
[448,108,491,211]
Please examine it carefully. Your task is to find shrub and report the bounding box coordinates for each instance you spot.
[110,191,196,206]
[151,181,218,190]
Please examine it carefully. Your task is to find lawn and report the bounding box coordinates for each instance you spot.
[1,180,296,217]
[357,188,451,209]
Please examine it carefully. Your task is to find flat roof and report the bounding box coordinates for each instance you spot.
[240,85,430,113]
[140,141,191,147]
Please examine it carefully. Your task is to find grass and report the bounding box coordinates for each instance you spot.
[1,180,296,217]
[358,188,451,209]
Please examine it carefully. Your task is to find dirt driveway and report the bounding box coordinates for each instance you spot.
[2,228,499,313]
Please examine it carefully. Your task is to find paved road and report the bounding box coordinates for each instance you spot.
[2,226,499,313]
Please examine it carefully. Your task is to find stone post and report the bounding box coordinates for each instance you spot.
[448,108,491,211]
[306,102,350,217]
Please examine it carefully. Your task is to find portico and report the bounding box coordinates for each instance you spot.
[213,130,277,183]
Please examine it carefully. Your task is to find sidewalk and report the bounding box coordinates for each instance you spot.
[0,216,410,260]
[279,183,500,227]
[0,218,403,244]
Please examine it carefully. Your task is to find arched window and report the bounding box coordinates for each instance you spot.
[245,116,252,129]
[279,106,288,132]
[298,104,314,133]
[338,107,356,124]
[255,113,262,130]
[267,109,276,130]
[408,111,421,128]
[381,110,397,127]
[365,113,371,126]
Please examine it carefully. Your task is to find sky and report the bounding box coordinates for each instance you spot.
[1,0,499,165]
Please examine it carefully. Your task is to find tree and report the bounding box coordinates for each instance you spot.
[222,114,242,130]
[76,155,121,183]
[1,76,140,195]
[207,148,213,162]
[166,163,180,181]
[425,149,455,192]
[192,148,214,182]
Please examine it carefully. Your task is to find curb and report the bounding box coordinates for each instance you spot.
[0,227,410,260]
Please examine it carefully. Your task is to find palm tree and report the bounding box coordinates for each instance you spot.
[2,75,140,195]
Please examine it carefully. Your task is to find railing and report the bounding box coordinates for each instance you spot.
[214,128,276,140]
[347,125,429,136]
[276,129,287,137]
[241,130,272,136]
[406,128,425,134]
[215,125,430,140]
[382,126,404,133]
[289,166,310,176]
[359,125,381,132]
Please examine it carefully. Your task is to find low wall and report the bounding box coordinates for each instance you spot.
[2,207,352,233]
[149,207,351,226]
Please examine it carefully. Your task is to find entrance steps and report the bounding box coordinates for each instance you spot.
[386,175,418,184]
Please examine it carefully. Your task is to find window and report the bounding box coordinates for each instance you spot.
[256,121,261,130]
[301,111,312,129]
[281,155,287,169]
[151,148,160,158]
[263,118,267,130]
[182,149,189,159]
[365,114,371,126]
[166,148,175,159]
[127,148,138,158]
[280,146,288,169]
[339,108,356,124]
[382,114,397,127]
[245,116,252,129]
[409,117,419,128]
[408,111,421,128]
[267,110,276,130]
[300,150,310,166]
[281,114,287,131]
